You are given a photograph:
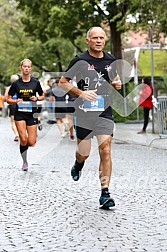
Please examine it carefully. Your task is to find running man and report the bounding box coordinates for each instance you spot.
[59,26,122,209]
[7,59,45,171]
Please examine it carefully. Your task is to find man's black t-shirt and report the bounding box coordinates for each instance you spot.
[8,77,43,113]
[64,50,116,119]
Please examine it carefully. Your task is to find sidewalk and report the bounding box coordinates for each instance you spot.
[114,122,167,150]
[1,116,167,150]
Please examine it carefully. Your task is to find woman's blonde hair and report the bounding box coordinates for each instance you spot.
[20,58,32,67]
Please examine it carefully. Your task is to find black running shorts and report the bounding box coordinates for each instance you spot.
[14,111,38,126]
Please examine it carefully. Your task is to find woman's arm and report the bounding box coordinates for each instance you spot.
[7,95,22,105]
[29,92,45,102]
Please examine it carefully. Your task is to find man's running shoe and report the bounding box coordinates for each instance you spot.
[22,162,28,171]
[99,192,115,210]
[71,163,82,181]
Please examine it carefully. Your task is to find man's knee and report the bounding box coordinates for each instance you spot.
[99,144,111,157]
[77,152,89,161]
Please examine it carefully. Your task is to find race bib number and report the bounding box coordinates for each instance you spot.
[18,101,32,112]
[83,95,104,111]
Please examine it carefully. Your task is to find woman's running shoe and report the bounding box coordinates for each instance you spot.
[22,162,28,171]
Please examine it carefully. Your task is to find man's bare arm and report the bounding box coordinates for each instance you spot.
[110,74,122,90]
[59,76,82,96]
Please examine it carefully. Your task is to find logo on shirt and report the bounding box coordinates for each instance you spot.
[105,65,112,72]
[88,64,95,70]
[19,89,33,98]
[95,72,104,88]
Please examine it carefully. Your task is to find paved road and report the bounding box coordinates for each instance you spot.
[0,117,167,252]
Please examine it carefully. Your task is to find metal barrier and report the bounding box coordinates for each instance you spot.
[157,96,167,138]
[149,96,167,146]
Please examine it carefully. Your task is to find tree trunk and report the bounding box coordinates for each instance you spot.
[109,22,122,59]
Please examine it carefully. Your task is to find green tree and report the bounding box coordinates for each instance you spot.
[15,0,126,58]
[0,0,46,82]
[1,0,167,82]
[0,0,75,83]
[15,0,167,62]
[126,0,167,44]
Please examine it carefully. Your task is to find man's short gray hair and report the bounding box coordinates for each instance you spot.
[86,26,107,40]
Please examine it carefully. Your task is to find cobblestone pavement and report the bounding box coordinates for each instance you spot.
[0,117,167,252]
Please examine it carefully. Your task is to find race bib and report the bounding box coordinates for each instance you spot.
[18,101,32,112]
[83,95,104,111]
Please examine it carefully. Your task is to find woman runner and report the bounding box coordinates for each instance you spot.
[7,59,45,171]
